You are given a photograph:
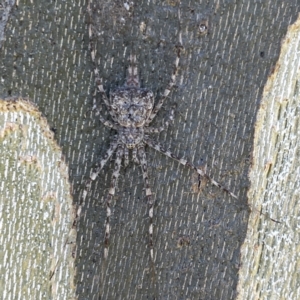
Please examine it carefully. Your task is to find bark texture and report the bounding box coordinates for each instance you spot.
[0,1,299,299]
[237,15,300,300]
[0,99,76,299]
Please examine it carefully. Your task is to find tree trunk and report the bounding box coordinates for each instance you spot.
[237,16,300,300]
[0,98,76,299]
[0,1,299,299]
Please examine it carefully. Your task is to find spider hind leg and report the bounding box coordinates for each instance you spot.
[82,136,119,204]
[104,145,124,259]
[138,146,155,261]
[145,137,238,199]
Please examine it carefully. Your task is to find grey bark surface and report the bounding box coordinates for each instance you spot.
[0,1,299,299]
[0,0,15,48]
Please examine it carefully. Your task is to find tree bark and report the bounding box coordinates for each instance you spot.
[0,99,76,299]
[0,1,299,299]
[237,15,300,300]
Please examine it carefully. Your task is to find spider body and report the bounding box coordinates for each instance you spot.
[88,53,176,260]
[87,5,237,262]
[111,88,154,129]
[110,85,154,148]
[86,50,238,262]
[119,126,145,149]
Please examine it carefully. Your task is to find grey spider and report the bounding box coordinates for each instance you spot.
[85,0,237,260]
[84,42,238,262]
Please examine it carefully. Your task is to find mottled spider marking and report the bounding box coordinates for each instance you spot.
[138,146,154,259]
[86,52,238,262]
[103,145,123,259]
[86,1,238,263]
[144,137,238,200]
[110,87,154,130]
[86,48,182,260]
[125,53,140,87]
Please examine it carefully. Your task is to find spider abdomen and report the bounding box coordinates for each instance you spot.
[119,127,144,149]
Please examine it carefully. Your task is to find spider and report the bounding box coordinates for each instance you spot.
[85,5,237,262]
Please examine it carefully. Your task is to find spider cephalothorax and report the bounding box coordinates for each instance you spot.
[110,88,154,129]
[110,86,154,148]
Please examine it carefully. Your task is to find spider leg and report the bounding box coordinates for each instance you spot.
[94,70,115,117]
[137,145,155,261]
[144,137,238,199]
[145,36,182,126]
[145,105,175,134]
[92,98,118,129]
[104,144,124,259]
[124,147,129,167]
[82,136,119,203]
[88,2,118,123]
[90,136,119,180]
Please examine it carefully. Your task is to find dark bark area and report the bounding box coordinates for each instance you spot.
[0,1,299,299]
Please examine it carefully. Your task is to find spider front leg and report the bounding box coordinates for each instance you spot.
[137,146,155,261]
[92,97,117,130]
[88,5,118,123]
[145,137,238,199]
[146,35,182,126]
[132,147,139,164]
[94,73,118,123]
[104,145,124,259]
[145,105,175,134]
